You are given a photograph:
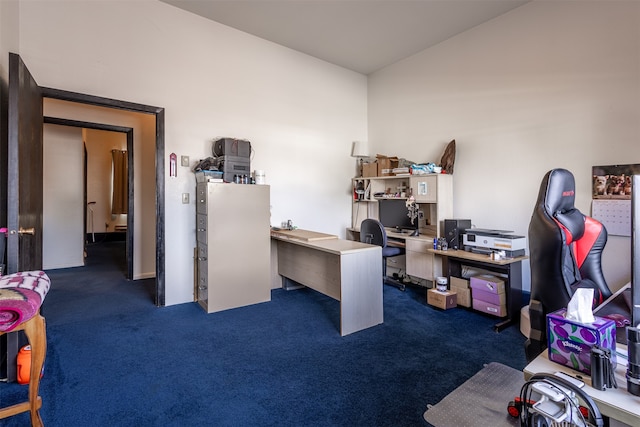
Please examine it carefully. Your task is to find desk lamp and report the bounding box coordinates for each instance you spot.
[351,141,369,177]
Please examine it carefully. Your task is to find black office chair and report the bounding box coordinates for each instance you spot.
[525,169,613,361]
[360,218,406,290]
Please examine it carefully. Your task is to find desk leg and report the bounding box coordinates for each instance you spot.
[340,250,383,336]
[493,262,523,332]
[443,256,462,280]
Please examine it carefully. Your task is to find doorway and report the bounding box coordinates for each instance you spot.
[43,117,135,279]
[42,88,165,306]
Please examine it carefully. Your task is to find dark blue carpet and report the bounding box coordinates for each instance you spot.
[1,242,527,426]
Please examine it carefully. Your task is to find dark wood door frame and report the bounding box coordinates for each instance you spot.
[41,87,166,306]
[44,117,135,280]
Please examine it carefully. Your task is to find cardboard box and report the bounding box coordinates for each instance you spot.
[450,277,470,307]
[470,274,505,294]
[471,288,506,306]
[362,162,377,177]
[454,288,471,308]
[547,309,616,375]
[376,155,399,177]
[472,299,507,317]
[450,277,469,290]
[427,289,457,310]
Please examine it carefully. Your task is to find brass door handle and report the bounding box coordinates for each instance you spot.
[18,227,35,235]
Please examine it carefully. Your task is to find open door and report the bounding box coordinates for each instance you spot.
[6,52,43,273]
[2,53,43,382]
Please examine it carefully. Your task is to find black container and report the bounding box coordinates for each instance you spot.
[444,219,471,250]
[627,327,640,396]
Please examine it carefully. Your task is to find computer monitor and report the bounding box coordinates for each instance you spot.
[378,198,414,230]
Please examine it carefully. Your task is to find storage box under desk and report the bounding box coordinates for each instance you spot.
[427,289,457,310]
[472,299,507,317]
[470,274,505,294]
[472,288,506,306]
[450,277,471,307]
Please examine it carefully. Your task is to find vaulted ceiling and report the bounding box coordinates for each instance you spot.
[160,0,529,75]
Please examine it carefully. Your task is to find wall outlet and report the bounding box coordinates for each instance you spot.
[182,193,189,204]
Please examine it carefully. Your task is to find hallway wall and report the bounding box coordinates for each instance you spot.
[43,123,84,269]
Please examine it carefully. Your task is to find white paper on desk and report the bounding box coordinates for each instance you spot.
[566,288,595,324]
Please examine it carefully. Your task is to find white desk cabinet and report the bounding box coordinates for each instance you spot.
[405,238,441,280]
[196,182,271,313]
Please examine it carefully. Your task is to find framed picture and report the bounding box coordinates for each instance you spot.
[592,164,640,200]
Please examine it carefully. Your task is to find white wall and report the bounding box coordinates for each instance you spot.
[0,1,18,227]
[0,0,18,82]
[16,0,367,305]
[368,1,640,292]
[43,124,84,269]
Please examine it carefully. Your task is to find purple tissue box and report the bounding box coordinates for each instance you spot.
[546,309,616,375]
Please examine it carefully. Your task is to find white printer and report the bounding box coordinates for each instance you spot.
[462,228,526,257]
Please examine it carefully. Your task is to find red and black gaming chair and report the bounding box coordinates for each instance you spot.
[525,169,612,361]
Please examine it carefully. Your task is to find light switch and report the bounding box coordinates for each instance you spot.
[181,155,189,167]
[182,193,189,204]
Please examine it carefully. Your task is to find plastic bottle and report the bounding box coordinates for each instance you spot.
[16,344,44,384]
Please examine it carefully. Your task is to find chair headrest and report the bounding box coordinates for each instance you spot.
[540,168,585,242]
[543,169,576,214]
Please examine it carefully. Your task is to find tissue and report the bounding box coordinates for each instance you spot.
[565,288,595,324]
[547,309,616,375]
[547,288,617,375]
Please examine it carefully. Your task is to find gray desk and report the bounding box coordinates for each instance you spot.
[271,230,383,336]
[524,347,640,426]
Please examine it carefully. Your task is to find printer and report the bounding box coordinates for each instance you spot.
[212,138,251,182]
[462,228,526,257]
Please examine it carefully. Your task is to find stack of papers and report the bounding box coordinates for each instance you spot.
[392,167,410,176]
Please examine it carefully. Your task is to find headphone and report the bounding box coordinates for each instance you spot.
[519,373,604,427]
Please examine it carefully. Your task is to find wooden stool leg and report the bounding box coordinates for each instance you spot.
[22,313,46,427]
[0,313,46,426]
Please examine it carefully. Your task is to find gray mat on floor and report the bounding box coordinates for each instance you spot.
[423,362,524,427]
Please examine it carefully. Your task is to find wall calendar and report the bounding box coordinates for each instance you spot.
[591,199,631,237]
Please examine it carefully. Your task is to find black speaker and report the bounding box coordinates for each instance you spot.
[444,219,471,250]
[212,138,251,158]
